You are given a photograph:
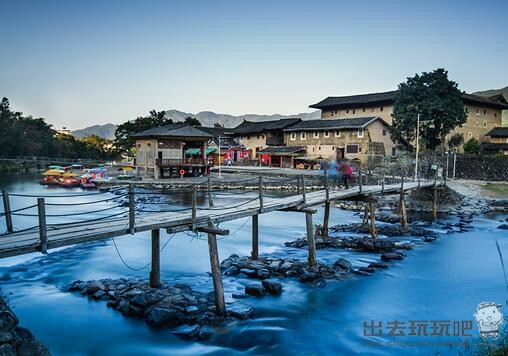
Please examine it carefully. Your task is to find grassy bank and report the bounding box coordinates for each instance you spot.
[482,182,508,198]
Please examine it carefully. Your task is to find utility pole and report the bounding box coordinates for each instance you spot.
[218,133,222,178]
[414,113,420,181]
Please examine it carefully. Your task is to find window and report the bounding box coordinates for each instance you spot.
[468,132,473,138]
[290,132,296,141]
[331,111,334,116]
[346,109,349,114]
[247,135,251,140]
[380,107,384,111]
[346,144,359,154]
[332,146,335,150]
[314,132,319,138]
[466,107,469,113]
[359,146,362,153]
[483,121,487,128]
[382,129,387,136]
[324,131,330,138]
[475,120,479,126]
[476,109,480,115]
[318,146,321,150]
[262,134,265,139]
[334,110,338,114]
[257,135,260,139]
[484,110,487,115]
[362,108,366,112]
[335,130,341,137]
[357,129,364,138]
[352,109,356,114]
[495,113,497,118]
[301,132,306,140]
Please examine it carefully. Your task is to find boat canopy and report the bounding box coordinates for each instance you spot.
[48,165,64,170]
[42,169,65,176]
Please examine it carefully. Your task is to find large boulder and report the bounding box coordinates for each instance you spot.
[381,253,404,261]
[262,280,283,296]
[333,258,353,272]
[245,284,266,297]
[145,307,177,327]
[227,303,254,320]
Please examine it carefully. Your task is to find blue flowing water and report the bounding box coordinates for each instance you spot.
[0,174,507,355]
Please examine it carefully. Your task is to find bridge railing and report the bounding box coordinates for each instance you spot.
[0,172,442,255]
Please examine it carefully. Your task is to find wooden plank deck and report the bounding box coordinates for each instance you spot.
[0,181,438,259]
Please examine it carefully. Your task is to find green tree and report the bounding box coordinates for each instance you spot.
[463,138,481,154]
[183,116,201,126]
[114,110,173,153]
[391,68,467,150]
[0,97,119,160]
[447,133,464,150]
[213,122,223,128]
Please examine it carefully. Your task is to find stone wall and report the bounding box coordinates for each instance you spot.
[445,153,508,181]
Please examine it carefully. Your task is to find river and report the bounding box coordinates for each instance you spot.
[0,174,507,355]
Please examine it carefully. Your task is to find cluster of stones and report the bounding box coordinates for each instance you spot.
[68,278,254,340]
[220,253,398,286]
[332,223,437,239]
[285,234,416,253]
[0,294,50,356]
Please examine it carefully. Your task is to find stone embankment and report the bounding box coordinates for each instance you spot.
[0,292,50,356]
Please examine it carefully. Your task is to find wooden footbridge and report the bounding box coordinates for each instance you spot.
[1,173,443,316]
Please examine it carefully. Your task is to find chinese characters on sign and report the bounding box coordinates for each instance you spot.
[363,320,473,337]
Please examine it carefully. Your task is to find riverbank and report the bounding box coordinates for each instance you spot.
[0,291,50,355]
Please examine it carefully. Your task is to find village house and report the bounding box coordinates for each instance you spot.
[232,118,302,158]
[131,124,212,178]
[483,127,508,155]
[282,116,403,163]
[309,91,508,147]
[197,126,251,165]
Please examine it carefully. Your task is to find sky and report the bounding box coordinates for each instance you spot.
[1,0,507,130]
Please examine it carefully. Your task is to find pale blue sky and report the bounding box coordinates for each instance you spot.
[1,0,507,129]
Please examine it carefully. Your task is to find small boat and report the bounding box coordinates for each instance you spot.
[80,182,97,190]
[80,174,97,189]
[40,169,65,185]
[56,172,81,188]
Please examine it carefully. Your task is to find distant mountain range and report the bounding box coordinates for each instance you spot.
[72,110,321,139]
[72,89,508,139]
[72,123,118,140]
[473,86,508,125]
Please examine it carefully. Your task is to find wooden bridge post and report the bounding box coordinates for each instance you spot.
[2,190,13,233]
[149,228,161,288]
[301,175,307,205]
[251,214,259,260]
[381,173,385,194]
[322,171,330,238]
[206,222,226,317]
[207,176,214,207]
[296,176,301,195]
[128,183,135,234]
[358,168,363,194]
[305,210,317,269]
[37,198,47,254]
[369,201,377,239]
[258,175,264,212]
[362,204,369,224]
[192,186,197,227]
[432,175,438,220]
